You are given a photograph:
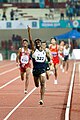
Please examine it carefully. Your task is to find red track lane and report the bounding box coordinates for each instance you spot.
[70,63,80,120]
[0,61,35,120]
[0,60,79,120]
[0,62,16,73]
[0,60,14,67]
[0,71,20,86]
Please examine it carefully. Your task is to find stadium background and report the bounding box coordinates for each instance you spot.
[0,0,80,59]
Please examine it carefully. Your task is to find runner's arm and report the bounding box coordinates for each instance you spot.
[46,49,52,62]
[16,48,21,65]
[27,26,35,52]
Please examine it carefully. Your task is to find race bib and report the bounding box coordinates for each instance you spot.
[21,55,29,64]
[52,52,57,57]
[32,49,46,62]
[35,56,45,62]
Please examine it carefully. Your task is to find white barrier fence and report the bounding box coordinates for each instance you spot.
[71,49,80,60]
[10,53,17,61]
[0,53,3,61]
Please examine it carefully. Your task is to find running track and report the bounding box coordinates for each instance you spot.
[0,60,80,120]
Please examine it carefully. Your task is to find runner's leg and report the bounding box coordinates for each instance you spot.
[39,73,46,104]
[25,68,31,93]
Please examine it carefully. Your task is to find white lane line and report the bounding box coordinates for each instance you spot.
[3,87,36,120]
[0,76,20,89]
[0,67,18,76]
[65,62,76,120]
[0,62,15,68]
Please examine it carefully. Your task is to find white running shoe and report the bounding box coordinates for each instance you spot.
[39,100,44,105]
[60,65,63,69]
[24,90,28,94]
[62,69,64,73]
[54,80,58,84]
[49,71,54,75]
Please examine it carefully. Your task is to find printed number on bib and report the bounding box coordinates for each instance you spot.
[21,55,29,64]
[52,52,57,57]
[36,56,45,62]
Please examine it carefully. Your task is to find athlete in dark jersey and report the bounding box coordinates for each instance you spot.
[41,41,52,80]
[28,26,48,105]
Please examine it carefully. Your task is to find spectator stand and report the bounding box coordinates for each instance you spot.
[10,9,14,20]
[0,33,22,60]
[2,7,7,20]
[60,9,64,20]
[45,8,54,19]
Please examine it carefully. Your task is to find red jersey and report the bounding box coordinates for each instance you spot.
[19,48,31,71]
[49,44,59,65]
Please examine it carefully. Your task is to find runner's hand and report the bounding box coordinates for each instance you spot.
[16,63,20,68]
[27,26,30,33]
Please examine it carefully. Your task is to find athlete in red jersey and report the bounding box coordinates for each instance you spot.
[49,37,59,84]
[16,38,31,94]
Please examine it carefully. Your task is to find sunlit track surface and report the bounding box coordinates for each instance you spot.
[70,63,80,120]
[0,62,17,73]
[0,61,20,87]
[0,60,79,120]
[0,60,15,66]
[0,62,15,68]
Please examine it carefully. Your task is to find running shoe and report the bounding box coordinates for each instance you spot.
[54,80,58,84]
[62,69,64,73]
[24,90,28,94]
[49,71,54,75]
[39,100,44,105]
[60,65,63,69]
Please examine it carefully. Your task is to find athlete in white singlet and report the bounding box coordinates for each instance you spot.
[63,43,70,73]
[58,40,65,72]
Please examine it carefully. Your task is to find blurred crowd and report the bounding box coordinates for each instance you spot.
[0,34,22,51]
[66,1,80,20]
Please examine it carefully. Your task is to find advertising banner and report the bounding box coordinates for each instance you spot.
[39,20,80,28]
[0,20,80,29]
[0,20,39,29]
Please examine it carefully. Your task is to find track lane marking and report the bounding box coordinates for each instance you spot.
[3,87,36,120]
[0,62,15,68]
[0,67,18,76]
[65,62,76,120]
[0,76,20,89]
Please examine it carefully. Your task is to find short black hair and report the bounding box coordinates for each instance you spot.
[53,37,57,41]
[34,38,41,44]
[42,41,46,43]
[22,38,28,43]
[50,37,57,42]
[61,40,64,42]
